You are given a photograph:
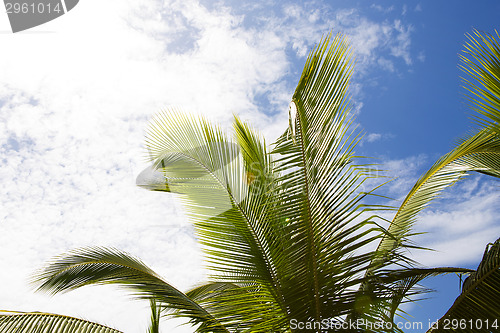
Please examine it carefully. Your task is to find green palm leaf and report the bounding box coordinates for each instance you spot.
[33,247,229,333]
[426,237,500,332]
[185,282,287,332]
[0,310,122,333]
[147,299,161,333]
[461,29,500,134]
[369,267,474,323]
[270,32,394,324]
[372,128,500,271]
[138,109,290,330]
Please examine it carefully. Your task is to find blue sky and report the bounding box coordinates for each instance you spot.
[358,1,499,157]
[0,0,499,332]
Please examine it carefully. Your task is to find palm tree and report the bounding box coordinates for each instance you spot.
[2,31,499,332]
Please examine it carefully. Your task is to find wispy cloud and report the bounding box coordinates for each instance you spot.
[370,4,395,13]
[418,50,426,62]
[402,4,408,16]
[392,19,413,65]
[367,133,383,142]
[377,58,396,72]
[364,132,396,143]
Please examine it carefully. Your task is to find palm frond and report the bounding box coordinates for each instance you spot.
[426,237,500,332]
[33,247,229,333]
[138,110,290,329]
[0,310,122,333]
[186,282,287,332]
[147,299,161,333]
[374,267,474,320]
[372,128,500,271]
[270,32,392,323]
[461,29,500,134]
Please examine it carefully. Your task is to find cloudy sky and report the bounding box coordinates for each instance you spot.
[0,0,499,331]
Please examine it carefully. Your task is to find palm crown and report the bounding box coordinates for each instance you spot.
[2,31,500,333]
[136,33,429,330]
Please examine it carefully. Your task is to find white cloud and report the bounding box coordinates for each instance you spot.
[392,19,413,65]
[370,4,395,13]
[410,176,500,267]
[366,132,383,143]
[363,131,397,146]
[329,12,414,75]
[402,4,408,16]
[380,154,430,197]
[418,50,426,62]
[377,58,395,72]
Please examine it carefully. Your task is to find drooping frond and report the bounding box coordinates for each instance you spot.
[372,128,500,271]
[33,247,229,333]
[137,111,287,329]
[0,310,122,333]
[426,237,500,332]
[461,29,500,134]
